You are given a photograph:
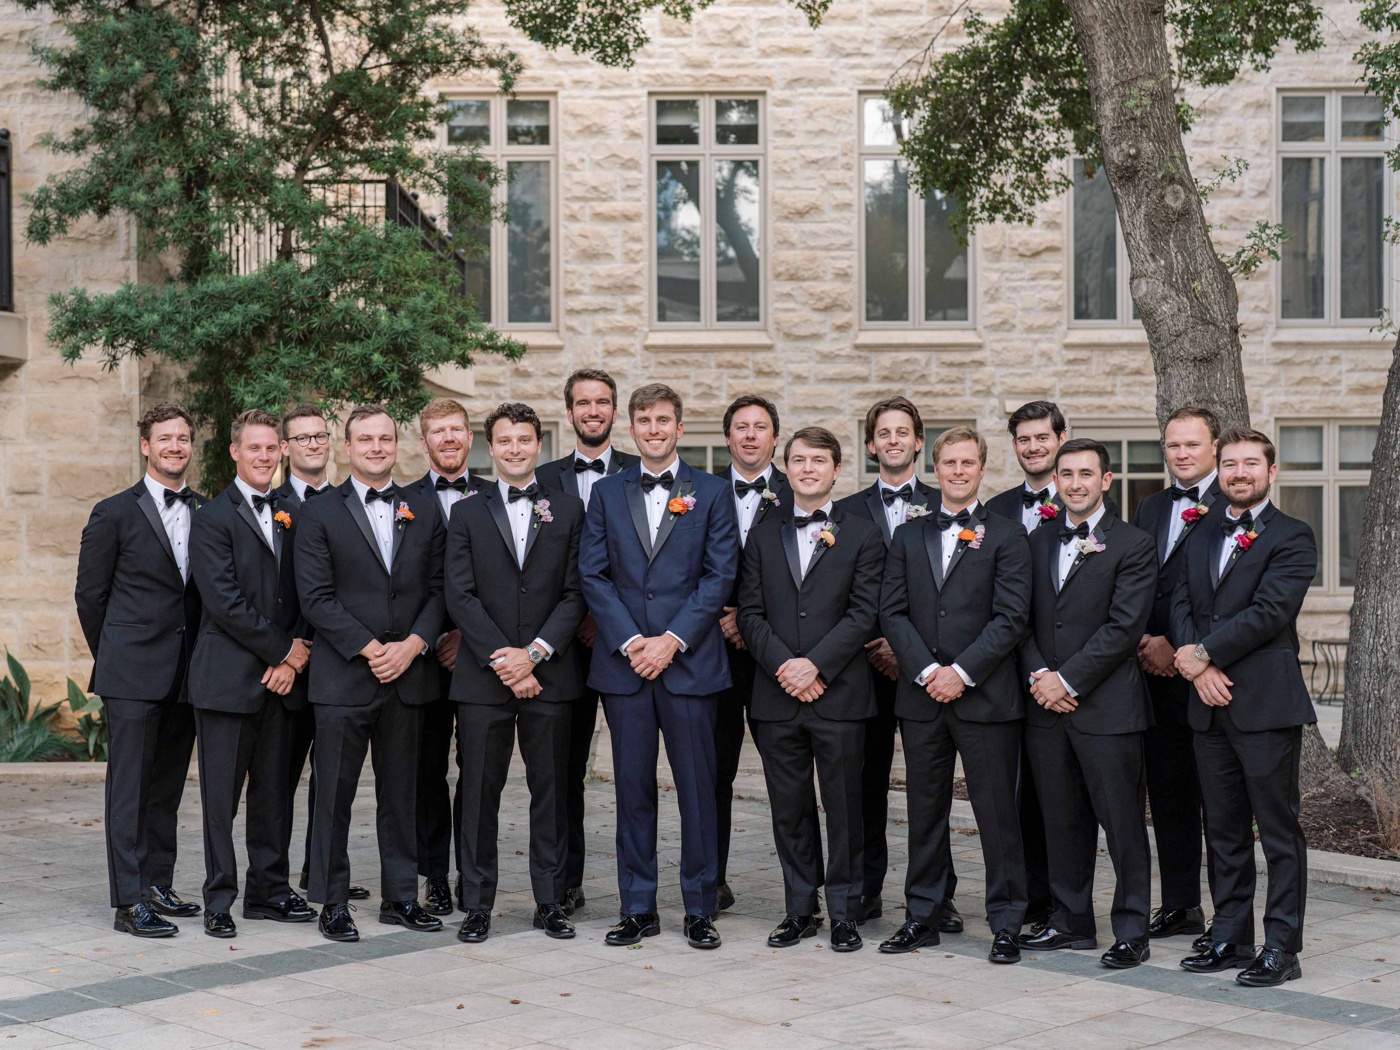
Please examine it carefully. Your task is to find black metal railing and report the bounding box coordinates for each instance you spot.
[1,130,13,312]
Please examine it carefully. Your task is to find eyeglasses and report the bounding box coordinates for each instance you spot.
[288,432,331,447]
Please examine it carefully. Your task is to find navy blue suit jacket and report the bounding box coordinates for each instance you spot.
[579,458,740,697]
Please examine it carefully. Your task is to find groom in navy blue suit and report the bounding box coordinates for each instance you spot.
[580,383,740,950]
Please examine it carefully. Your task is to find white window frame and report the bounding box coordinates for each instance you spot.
[676,424,734,476]
[440,93,559,331]
[648,92,768,330]
[1274,419,1376,594]
[1067,159,1138,328]
[859,417,975,484]
[1275,90,1393,328]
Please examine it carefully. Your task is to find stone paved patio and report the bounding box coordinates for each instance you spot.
[0,722,1398,1050]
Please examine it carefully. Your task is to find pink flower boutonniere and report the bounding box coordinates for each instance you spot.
[1073,536,1106,557]
[1181,502,1209,525]
[1036,500,1059,522]
[668,493,697,519]
[532,498,553,526]
[1232,529,1259,558]
[958,525,986,550]
[273,510,292,531]
[760,490,780,509]
[395,502,414,528]
[906,504,931,522]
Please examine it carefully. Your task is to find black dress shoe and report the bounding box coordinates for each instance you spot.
[423,876,454,916]
[534,903,576,939]
[716,882,736,912]
[1192,919,1215,953]
[1148,905,1206,939]
[457,909,491,943]
[380,899,443,932]
[348,884,370,901]
[767,914,822,947]
[938,901,964,934]
[856,896,882,926]
[683,913,721,949]
[114,902,177,938]
[1180,942,1255,973]
[1236,947,1302,986]
[1016,925,1097,951]
[830,920,862,952]
[606,913,660,946]
[989,932,1021,964]
[148,885,201,917]
[243,895,315,923]
[1101,940,1150,969]
[319,903,359,942]
[562,886,585,916]
[878,918,939,954]
[204,912,237,938]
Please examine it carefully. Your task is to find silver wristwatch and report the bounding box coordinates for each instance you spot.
[1194,643,1210,664]
[526,644,545,665]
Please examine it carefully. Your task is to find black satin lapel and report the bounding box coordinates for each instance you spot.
[235,496,275,555]
[1218,514,1266,588]
[136,489,179,570]
[650,475,684,563]
[273,514,284,567]
[522,498,543,566]
[343,490,384,569]
[486,490,519,565]
[1156,497,1172,564]
[1059,527,1097,594]
[1208,525,1225,588]
[924,525,945,591]
[782,522,803,590]
[625,477,653,558]
[944,532,970,587]
[867,487,892,546]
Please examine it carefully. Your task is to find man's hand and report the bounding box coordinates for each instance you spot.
[262,663,295,695]
[794,680,826,703]
[511,673,543,699]
[1030,670,1077,713]
[776,657,821,697]
[285,638,312,673]
[719,607,745,650]
[436,630,461,672]
[1194,664,1234,706]
[490,646,535,687]
[576,612,598,649]
[367,636,424,684]
[1138,635,1177,677]
[926,665,966,703]
[1174,644,1209,680]
[865,638,900,681]
[627,635,681,680]
[359,639,388,664]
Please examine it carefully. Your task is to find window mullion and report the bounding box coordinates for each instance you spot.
[909,186,923,328]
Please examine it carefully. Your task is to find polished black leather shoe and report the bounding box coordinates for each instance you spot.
[348,884,370,901]
[606,913,660,946]
[857,896,883,926]
[989,932,1021,964]
[423,876,454,916]
[457,909,491,943]
[767,914,821,948]
[148,885,201,917]
[1148,905,1206,939]
[1016,925,1097,951]
[562,886,585,916]
[204,911,237,938]
[243,895,315,923]
[878,918,939,954]
[380,899,443,932]
[1101,939,1150,968]
[683,913,721,949]
[114,902,177,938]
[830,920,862,952]
[319,903,359,942]
[1180,942,1255,973]
[1236,947,1302,986]
[716,882,736,913]
[938,901,964,934]
[534,903,576,939]
[1192,919,1215,953]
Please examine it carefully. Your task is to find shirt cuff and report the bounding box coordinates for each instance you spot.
[1060,675,1078,698]
[531,637,554,659]
[915,662,939,686]
[666,630,689,653]
[951,663,975,687]
[282,643,296,665]
[620,634,641,656]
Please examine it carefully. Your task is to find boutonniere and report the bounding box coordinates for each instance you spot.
[1073,535,1106,557]
[957,525,986,550]
[760,490,780,509]
[1181,502,1209,525]
[395,502,414,528]
[668,492,697,519]
[1036,498,1059,522]
[818,527,837,548]
[1232,529,1259,559]
[273,510,292,531]
[532,498,553,526]
[905,503,931,522]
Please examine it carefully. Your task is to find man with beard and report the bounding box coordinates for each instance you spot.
[537,369,637,914]
[76,403,204,936]
[402,399,484,915]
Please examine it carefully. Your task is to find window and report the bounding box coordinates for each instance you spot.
[1277,93,1389,323]
[445,96,556,328]
[677,430,733,476]
[465,427,555,478]
[859,96,972,327]
[1073,424,1165,522]
[860,418,975,483]
[651,95,764,327]
[1275,421,1377,591]
[1070,159,1138,324]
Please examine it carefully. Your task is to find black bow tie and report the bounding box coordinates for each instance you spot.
[1168,484,1199,503]
[164,487,196,508]
[640,470,674,493]
[881,484,913,506]
[508,483,540,503]
[936,509,971,531]
[1223,511,1253,534]
[1060,521,1091,544]
[435,475,468,492]
[574,457,606,475]
[1021,487,1050,508]
[793,509,829,529]
[251,493,278,514]
[364,485,396,504]
[734,477,767,498]
[302,484,328,499]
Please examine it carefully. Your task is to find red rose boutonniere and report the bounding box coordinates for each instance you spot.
[1232,529,1259,558]
[273,510,292,531]
[1181,502,1209,525]
[1035,500,1059,522]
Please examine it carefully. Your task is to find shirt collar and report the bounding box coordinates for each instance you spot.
[430,469,470,489]
[234,476,272,507]
[144,474,187,505]
[1068,502,1108,536]
[1176,469,1217,498]
[1227,497,1270,523]
[731,463,773,487]
[1025,479,1057,497]
[575,447,612,469]
[797,500,834,522]
[643,458,680,481]
[878,475,917,495]
[288,474,311,500]
[349,475,393,503]
[939,499,980,519]
[497,476,539,502]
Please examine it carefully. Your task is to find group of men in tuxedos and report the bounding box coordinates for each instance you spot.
[76,379,1317,986]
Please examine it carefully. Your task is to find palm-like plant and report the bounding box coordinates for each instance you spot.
[0,652,101,762]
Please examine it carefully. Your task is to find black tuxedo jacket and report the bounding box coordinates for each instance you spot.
[537,447,640,501]
[75,479,205,701]
[189,483,307,714]
[444,484,587,704]
[1019,512,1156,735]
[835,476,940,549]
[880,503,1032,723]
[1169,502,1317,732]
[985,484,1120,531]
[293,478,446,706]
[737,507,885,721]
[729,466,793,606]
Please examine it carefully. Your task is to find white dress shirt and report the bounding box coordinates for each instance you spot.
[431,470,471,522]
[495,478,553,660]
[731,463,774,547]
[878,476,918,537]
[234,476,276,549]
[1167,470,1217,554]
[350,475,395,570]
[794,501,834,577]
[288,473,329,502]
[1036,502,1109,699]
[144,474,193,582]
[1020,480,1057,534]
[914,502,978,689]
[572,447,613,509]
[621,458,688,656]
[1218,498,1270,578]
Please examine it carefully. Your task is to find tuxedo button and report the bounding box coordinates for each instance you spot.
[1212,614,1219,621]
[938,610,946,617]
[521,587,527,594]
[390,591,397,599]
[799,612,807,618]
[1055,621,1063,629]
[1156,591,1164,600]
[647,593,654,600]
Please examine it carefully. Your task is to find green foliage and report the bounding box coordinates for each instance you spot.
[1358,0,1400,171]
[68,683,108,763]
[1168,0,1323,87]
[1222,221,1288,278]
[0,652,89,763]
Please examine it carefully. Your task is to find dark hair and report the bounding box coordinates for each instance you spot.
[484,402,543,442]
[138,403,194,442]
[1054,437,1111,474]
[863,396,924,446]
[784,426,843,467]
[280,403,326,441]
[723,395,780,437]
[230,408,281,445]
[1166,405,1222,442]
[344,404,395,441]
[1007,400,1067,440]
[628,383,683,423]
[564,368,618,409]
[1218,426,1277,469]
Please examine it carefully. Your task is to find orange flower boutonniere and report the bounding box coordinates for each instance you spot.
[395,502,414,527]
[273,510,292,531]
[668,492,697,517]
[818,528,836,548]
